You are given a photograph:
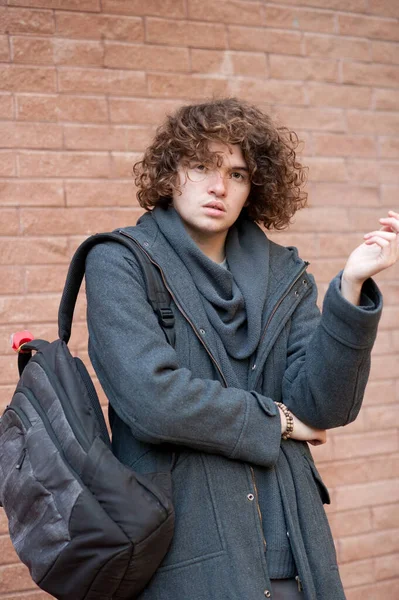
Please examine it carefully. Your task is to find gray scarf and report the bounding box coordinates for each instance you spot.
[153,207,269,381]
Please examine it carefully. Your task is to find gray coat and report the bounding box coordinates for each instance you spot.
[85,212,382,600]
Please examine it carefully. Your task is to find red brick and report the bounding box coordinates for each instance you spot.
[11,36,53,64]
[8,0,100,10]
[267,0,367,9]
[307,83,372,109]
[0,266,23,294]
[274,106,345,132]
[110,151,141,177]
[188,0,262,26]
[313,133,377,157]
[305,158,347,182]
[339,558,374,589]
[146,17,227,49]
[379,283,399,305]
[65,180,136,206]
[0,209,19,235]
[381,184,399,204]
[333,430,397,461]
[371,330,396,354]
[104,42,189,72]
[266,231,317,258]
[372,502,399,529]
[0,562,34,593]
[347,580,399,600]
[64,124,153,151]
[21,207,142,235]
[368,0,399,18]
[228,25,302,55]
[270,54,338,82]
[335,478,399,512]
[263,6,335,34]
[148,73,230,99]
[364,404,399,432]
[309,182,378,205]
[343,61,399,88]
[307,258,345,281]
[18,151,110,178]
[0,34,9,60]
[230,78,305,105]
[379,138,399,157]
[379,161,399,183]
[338,528,399,563]
[339,14,399,42]
[0,237,69,265]
[319,454,399,488]
[109,98,182,125]
[0,65,56,93]
[0,180,63,206]
[327,508,372,539]
[102,0,186,18]
[318,233,362,257]
[0,355,19,385]
[58,67,146,96]
[0,293,85,325]
[54,38,104,66]
[346,160,379,183]
[25,264,68,292]
[0,589,52,600]
[191,49,267,77]
[17,94,108,123]
[304,33,370,61]
[56,12,143,42]
[377,307,399,330]
[372,40,399,65]
[364,380,397,406]
[0,150,16,176]
[0,509,8,534]
[374,552,399,581]
[374,89,399,112]
[0,7,54,34]
[0,94,13,120]
[290,206,350,232]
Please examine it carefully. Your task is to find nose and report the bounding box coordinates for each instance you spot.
[207,170,227,197]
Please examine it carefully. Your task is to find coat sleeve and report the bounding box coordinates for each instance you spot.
[281,270,383,430]
[85,241,282,468]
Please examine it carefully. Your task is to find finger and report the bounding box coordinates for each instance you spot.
[364,237,391,248]
[364,230,397,241]
[388,210,399,219]
[379,216,399,233]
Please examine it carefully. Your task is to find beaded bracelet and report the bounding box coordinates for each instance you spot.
[275,402,294,440]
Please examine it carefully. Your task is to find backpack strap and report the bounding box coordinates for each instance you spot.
[58,231,175,347]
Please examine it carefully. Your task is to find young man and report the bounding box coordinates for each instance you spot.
[85,98,398,600]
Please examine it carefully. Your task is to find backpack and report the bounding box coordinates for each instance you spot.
[0,231,175,600]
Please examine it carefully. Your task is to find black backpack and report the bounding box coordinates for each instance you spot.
[0,231,175,600]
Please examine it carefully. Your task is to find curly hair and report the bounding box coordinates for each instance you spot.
[133,98,308,230]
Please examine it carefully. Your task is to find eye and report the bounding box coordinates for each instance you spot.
[193,164,206,172]
[231,171,247,182]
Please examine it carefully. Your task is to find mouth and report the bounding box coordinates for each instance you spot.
[203,201,226,213]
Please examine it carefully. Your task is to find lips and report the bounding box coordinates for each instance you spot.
[203,200,226,212]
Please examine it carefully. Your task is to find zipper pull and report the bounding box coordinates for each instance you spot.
[295,575,303,592]
[16,447,27,470]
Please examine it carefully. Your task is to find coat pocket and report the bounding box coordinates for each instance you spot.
[158,452,225,571]
[303,454,330,505]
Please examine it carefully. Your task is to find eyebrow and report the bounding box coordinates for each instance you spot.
[229,165,249,172]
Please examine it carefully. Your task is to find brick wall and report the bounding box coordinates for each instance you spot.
[0,0,398,598]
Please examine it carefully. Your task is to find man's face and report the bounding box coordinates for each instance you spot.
[172,142,251,247]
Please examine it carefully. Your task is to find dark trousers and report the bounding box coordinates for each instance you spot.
[270,579,302,599]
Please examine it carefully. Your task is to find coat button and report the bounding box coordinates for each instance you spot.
[264,591,271,598]
[199,328,206,335]
[247,493,254,501]
[251,363,257,370]
[143,241,149,247]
